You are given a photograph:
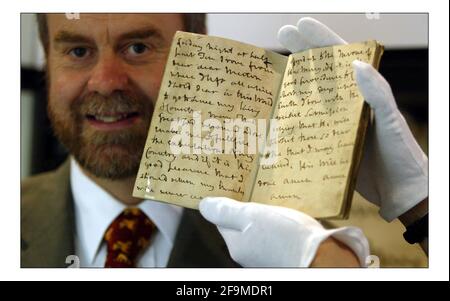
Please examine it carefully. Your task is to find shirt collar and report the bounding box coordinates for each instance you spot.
[70,158,183,265]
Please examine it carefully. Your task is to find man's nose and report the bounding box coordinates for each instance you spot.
[87,52,129,96]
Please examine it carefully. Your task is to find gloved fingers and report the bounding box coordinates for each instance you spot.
[262,203,324,228]
[277,25,312,53]
[352,60,398,116]
[278,17,347,53]
[296,17,347,48]
[199,197,251,231]
[353,60,429,221]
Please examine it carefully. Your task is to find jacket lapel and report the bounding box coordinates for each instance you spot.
[21,160,75,267]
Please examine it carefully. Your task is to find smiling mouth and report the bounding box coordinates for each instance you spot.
[86,112,140,123]
[85,112,141,129]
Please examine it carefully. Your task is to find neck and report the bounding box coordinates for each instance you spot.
[80,166,142,206]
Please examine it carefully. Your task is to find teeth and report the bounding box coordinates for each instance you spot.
[95,114,127,123]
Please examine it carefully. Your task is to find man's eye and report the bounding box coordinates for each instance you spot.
[69,47,90,58]
[126,43,149,56]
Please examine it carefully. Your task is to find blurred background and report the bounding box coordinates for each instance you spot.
[21,13,428,267]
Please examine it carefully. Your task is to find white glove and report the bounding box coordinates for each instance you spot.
[199,197,369,267]
[278,17,429,222]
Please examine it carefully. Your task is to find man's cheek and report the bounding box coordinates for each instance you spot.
[50,71,88,107]
[146,80,161,103]
[142,70,165,103]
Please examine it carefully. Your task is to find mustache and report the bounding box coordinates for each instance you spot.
[74,91,153,117]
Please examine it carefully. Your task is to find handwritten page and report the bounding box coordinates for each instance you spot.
[250,41,383,218]
[133,31,287,208]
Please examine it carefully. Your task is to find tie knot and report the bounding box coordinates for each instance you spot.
[104,208,155,267]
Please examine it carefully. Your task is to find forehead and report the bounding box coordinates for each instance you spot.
[47,13,184,40]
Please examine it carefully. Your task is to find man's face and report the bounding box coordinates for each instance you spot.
[47,14,184,179]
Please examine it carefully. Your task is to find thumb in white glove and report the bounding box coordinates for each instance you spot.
[278,17,428,221]
[199,197,370,267]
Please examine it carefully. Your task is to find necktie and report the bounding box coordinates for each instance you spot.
[104,208,155,268]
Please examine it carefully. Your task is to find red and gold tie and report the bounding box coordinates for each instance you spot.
[104,208,155,268]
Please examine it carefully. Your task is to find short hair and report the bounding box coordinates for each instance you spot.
[36,13,207,55]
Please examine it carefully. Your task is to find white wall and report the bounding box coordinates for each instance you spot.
[207,14,428,51]
[21,14,44,69]
[20,91,35,179]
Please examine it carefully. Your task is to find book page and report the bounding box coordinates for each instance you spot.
[133,31,287,209]
[251,41,383,219]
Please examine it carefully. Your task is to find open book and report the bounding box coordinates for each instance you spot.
[133,31,383,219]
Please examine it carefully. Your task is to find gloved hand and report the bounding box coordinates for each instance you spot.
[199,197,369,267]
[278,17,429,222]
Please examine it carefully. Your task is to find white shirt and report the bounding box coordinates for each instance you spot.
[70,158,183,267]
